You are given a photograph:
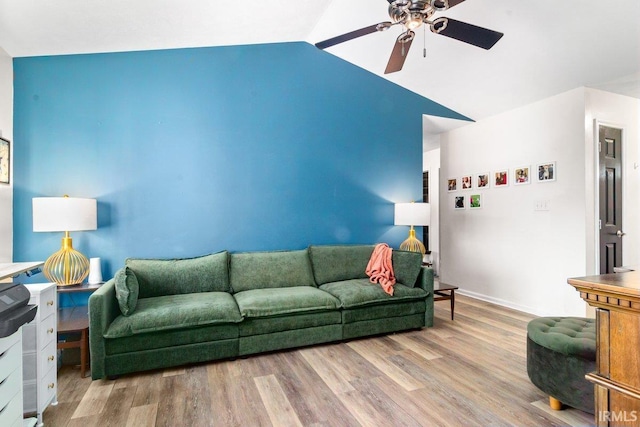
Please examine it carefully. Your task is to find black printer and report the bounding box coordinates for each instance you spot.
[0,282,38,338]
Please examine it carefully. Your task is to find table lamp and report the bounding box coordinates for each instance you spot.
[33,196,97,286]
[394,202,430,254]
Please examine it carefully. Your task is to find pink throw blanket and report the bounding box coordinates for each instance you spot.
[366,243,396,295]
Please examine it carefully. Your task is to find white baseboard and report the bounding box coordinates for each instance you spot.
[456,289,566,317]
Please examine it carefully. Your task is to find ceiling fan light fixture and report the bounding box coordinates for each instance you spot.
[405,12,424,30]
[317,0,504,73]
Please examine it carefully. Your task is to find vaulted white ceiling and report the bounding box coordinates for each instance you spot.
[1,0,638,133]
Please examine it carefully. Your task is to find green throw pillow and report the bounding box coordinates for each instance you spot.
[392,250,423,287]
[115,266,139,316]
[125,251,229,298]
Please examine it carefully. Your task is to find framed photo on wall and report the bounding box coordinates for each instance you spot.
[476,173,490,189]
[536,161,556,182]
[514,165,531,185]
[461,175,473,190]
[454,195,465,210]
[447,178,458,192]
[494,169,509,187]
[470,194,482,209]
[0,137,9,185]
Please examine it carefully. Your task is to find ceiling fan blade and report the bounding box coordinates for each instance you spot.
[436,18,503,50]
[433,0,467,9]
[385,34,414,74]
[316,24,385,50]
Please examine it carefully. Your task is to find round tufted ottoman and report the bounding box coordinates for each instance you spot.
[526,317,596,414]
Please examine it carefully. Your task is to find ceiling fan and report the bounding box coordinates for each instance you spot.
[315,0,504,74]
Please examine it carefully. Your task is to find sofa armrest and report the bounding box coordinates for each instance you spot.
[416,266,434,327]
[89,278,120,379]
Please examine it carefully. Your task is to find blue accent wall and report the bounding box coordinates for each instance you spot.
[13,42,467,282]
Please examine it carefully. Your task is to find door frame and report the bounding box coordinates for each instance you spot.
[593,119,626,274]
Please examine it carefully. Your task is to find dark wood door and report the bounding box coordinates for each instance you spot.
[599,125,623,274]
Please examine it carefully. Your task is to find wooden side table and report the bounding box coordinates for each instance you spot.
[57,306,90,378]
[434,283,459,320]
[57,283,101,378]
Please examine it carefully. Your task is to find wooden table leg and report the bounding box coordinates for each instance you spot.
[80,328,88,378]
[450,289,455,320]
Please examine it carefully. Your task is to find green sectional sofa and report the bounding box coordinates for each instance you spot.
[89,245,434,380]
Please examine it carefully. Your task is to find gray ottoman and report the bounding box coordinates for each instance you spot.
[526,317,596,414]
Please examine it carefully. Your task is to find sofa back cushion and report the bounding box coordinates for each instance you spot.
[309,245,374,285]
[391,250,423,288]
[230,250,316,293]
[125,251,230,298]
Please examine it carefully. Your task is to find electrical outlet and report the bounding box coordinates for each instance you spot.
[534,200,550,211]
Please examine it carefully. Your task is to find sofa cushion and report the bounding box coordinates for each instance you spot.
[319,279,428,309]
[125,251,229,298]
[105,323,239,355]
[234,287,340,318]
[238,312,341,337]
[309,245,374,285]
[391,250,423,287]
[230,250,315,293]
[114,267,139,316]
[104,292,242,338]
[342,300,426,323]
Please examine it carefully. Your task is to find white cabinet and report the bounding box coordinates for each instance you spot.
[22,283,57,427]
[0,328,26,427]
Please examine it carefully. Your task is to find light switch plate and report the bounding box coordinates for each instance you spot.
[534,200,550,211]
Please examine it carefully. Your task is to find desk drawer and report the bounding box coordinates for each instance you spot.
[0,331,20,355]
[39,314,56,349]
[36,287,56,320]
[39,341,56,376]
[39,367,56,407]
[0,387,21,427]
[0,339,21,382]
[0,367,20,413]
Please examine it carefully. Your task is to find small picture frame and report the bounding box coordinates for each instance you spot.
[461,175,473,190]
[476,173,490,189]
[494,169,509,187]
[447,178,458,192]
[536,161,556,182]
[514,165,531,185]
[0,137,9,185]
[454,195,465,210]
[469,194,482,209]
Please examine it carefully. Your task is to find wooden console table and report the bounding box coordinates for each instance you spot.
[568,271,640,426]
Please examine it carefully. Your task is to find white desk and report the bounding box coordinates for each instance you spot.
[0,263,44,282]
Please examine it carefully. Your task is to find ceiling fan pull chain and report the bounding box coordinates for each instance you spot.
[423,25,427,57]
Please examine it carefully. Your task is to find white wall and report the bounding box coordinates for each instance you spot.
[423,147,440,275]
[0,47,12,263]
[438,87,640,317]
[440,88,589,316]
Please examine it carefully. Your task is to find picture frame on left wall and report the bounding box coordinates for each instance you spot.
[0,137,9,185]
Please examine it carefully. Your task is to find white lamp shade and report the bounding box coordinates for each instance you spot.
[33,197,97,232]
[394,202,430,226]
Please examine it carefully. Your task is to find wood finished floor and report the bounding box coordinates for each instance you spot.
[43,295,595,427]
